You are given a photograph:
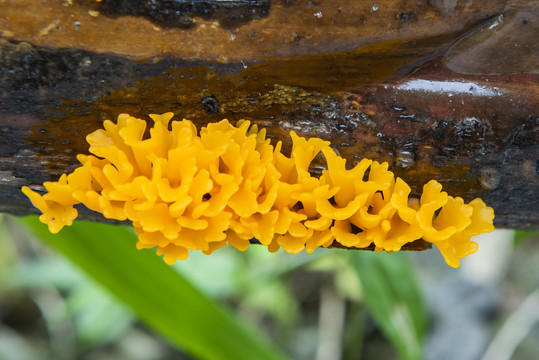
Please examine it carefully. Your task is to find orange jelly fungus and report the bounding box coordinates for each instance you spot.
[22,113,494,267]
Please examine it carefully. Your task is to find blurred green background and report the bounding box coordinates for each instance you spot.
[0,214,537,360]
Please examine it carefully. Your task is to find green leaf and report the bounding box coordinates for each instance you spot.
[349,251,426,360]
[67,282,134,347]
[513,230,538,247]
[19,216,287,360]
[0,214,17,270]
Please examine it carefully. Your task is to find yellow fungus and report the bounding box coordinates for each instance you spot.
[22,113,495,267]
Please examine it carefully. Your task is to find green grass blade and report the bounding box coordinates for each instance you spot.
[513,230,538,246]
[19,216,286,360]
[349,251,426,360]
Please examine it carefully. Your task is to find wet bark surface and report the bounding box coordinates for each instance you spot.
[0,0,538,230]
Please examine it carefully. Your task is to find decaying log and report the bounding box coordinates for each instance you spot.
[0,0,538,232]
[0,0,515,61]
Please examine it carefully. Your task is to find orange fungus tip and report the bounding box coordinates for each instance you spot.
[22,113,495,267]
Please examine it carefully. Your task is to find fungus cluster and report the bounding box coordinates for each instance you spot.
[22,113,494,267]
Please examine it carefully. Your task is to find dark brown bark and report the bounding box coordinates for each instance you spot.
[0,0,538,231]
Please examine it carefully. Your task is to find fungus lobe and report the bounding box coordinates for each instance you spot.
[22,113,495,267]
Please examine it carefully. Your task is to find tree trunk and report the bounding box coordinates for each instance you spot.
[1,0,537,231]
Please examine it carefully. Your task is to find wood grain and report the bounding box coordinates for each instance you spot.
[1,0,537,232]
